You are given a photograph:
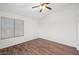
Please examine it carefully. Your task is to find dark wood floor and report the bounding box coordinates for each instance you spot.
[0,38,79,55]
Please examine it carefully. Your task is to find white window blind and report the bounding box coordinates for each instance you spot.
[0,17,24,40]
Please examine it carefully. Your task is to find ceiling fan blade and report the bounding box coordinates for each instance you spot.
[45,3,50,4]
[32,5,40,8]
[40,9,43,12]
[46,6,52,10]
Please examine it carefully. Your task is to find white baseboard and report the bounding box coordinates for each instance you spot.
[0,36,37,49]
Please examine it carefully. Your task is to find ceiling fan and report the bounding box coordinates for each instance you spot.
[32,3,52,12]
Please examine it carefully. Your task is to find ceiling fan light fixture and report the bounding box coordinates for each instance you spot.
[32,3,52,12]
[40,4,46,10]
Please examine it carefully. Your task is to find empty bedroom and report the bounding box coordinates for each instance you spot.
[0,3,79,55]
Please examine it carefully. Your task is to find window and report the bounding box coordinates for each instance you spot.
[0,17,24,39]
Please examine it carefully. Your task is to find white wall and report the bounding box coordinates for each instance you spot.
[76,4,79,50]
[39,4,77,47]
[0,11,37,49]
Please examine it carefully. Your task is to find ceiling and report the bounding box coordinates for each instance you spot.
[0,3,77,20]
